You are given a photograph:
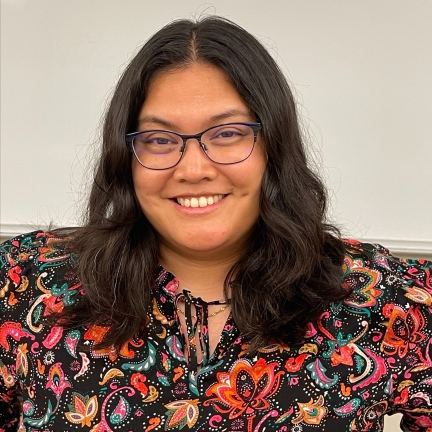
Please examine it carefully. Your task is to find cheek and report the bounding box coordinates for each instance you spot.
[131,166,166,210]
[240,160,266,198]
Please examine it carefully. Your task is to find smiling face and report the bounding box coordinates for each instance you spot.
[132,62,266,261]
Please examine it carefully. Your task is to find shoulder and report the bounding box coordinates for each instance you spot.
[1,230,72,268]
[0,231,81,338]
[315,241,432,426]
[1,230,74,289]
[338,239,432,357]
[341,238,432,306]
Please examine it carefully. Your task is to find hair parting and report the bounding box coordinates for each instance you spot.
[51,16,348,352]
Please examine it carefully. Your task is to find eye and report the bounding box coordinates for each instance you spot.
[205,124,250,146]
[140,133,178,145]
[214,128,243,139]
[133,131,180,155]
[217,130,237,138]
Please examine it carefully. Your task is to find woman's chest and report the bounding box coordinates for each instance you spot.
[11,324,395,432]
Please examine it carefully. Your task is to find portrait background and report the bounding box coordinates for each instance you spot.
[2,1,431,263]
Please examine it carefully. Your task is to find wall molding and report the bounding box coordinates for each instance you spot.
[359,238,432,258]
[1,223,432,258]
[0,223,62,243]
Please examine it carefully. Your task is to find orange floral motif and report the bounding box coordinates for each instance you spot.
[204,358,284,418]
[37,358,46,375]
[143,385,159,403]
[98,368,124,385]
[84,325,110,345]
[130,372,148,397]
[0,363,15,388]
[164,399,200,430]
[144,417,161,432]
[381,305,426,358]
[0,279,10,298]
[38,236,70,263]
[83,325,137,361]
[16,275,29,293]
[65,392,98,427]
[173,366,184,383]
[7,292,18,306]
[292,395,327,425]
[343,263,382,308]
[404,286,432,306]
[16,343,29,377]
[341,383,352,397]
[42,295,65,315]
[330,343,355,366]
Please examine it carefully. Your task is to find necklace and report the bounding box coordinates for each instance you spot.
[176,304,229,319]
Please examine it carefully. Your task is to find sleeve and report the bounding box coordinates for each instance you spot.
[0,232,45,431]
[376,248,432,431]
[0,360,20,432]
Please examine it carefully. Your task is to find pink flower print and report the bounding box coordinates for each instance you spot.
[165,279,179,295]
[413,415,432,427]
[46,362,71,397]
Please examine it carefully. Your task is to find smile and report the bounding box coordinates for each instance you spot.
[176,195,225,208]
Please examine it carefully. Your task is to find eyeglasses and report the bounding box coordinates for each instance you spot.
[125,122,262,170]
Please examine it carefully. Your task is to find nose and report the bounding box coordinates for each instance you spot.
[172,138,218,183]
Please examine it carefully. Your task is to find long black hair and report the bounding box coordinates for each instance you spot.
[53,16,348,352]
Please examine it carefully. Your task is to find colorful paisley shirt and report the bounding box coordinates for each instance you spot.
[1,231,432,431]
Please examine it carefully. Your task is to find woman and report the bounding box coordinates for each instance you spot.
[1,16,431,431]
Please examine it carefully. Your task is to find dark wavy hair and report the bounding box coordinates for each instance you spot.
[53,16,348,352]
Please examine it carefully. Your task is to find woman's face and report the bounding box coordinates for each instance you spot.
[132,62,267,259]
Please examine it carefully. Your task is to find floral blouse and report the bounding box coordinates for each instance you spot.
[1,231,432,431]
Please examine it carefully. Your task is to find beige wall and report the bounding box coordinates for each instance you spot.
[2,1,431,256]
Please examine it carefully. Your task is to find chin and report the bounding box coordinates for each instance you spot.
[182,240,228,253]
[174,233,236,254]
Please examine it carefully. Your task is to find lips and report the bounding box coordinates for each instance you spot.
[176,194,225,208]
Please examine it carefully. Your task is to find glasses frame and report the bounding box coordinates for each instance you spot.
[125,122,262,170]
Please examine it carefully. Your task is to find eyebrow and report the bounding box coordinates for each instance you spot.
[137,109,253,130]
[137,116,175,129]
[209,109,253,123]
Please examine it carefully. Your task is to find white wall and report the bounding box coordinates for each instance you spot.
[1,1,430,428]
[1,0,432,259]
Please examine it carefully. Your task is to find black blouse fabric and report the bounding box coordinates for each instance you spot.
[1,231,432,431]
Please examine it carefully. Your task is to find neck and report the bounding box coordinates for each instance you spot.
[159,243,240,302]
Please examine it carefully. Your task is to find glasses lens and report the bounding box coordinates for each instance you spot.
[201,124,255,164]
[132,131,182,169]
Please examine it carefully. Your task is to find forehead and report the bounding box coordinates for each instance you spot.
[138,62,253,130]
[147,62,235,96]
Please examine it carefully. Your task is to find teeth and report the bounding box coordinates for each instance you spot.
[176,195,225,208]
[198,197,207,207]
